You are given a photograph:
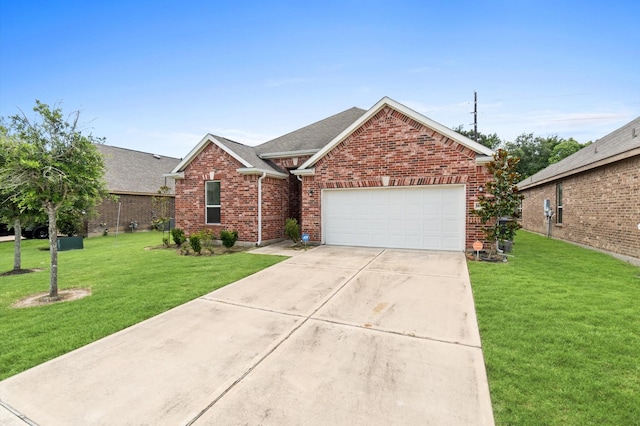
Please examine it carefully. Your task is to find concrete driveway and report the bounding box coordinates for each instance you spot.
[0,245,494,425]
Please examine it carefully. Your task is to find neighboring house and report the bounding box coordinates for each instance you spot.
[88,145,181,235]
[518,116,640,264]
[167,97,494,251]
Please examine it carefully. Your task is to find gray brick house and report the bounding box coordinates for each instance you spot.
[89,145,181,235]
[518,116,640,264]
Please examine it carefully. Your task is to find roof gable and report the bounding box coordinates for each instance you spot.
[295,97,494,171]
[518,116,640,190]
[170,134,286,178]
[96,144,181,195]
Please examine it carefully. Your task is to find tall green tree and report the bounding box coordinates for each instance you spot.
[0,101,108,297]
[504,133,562,178]
[548,137,590,165]
[452,125,502,150]
[0,128,23,271]
[473,149,524,255]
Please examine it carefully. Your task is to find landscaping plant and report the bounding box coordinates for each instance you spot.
[189,234,201,254]
[473,148,524,256]
[170,228,186,247]
[220,229,238,249]
[285,218,300,244]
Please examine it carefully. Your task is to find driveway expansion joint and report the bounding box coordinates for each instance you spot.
[0,400,38,425]
[186,248,388,424]
[309,316,484,350]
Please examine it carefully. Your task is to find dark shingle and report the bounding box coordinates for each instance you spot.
[255,107,367,156]
[518,116,640,189]
[96,144,181,195]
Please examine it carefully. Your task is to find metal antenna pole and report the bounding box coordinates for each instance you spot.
[474,91,478,142]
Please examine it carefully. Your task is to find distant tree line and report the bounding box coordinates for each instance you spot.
[453,125,592,179]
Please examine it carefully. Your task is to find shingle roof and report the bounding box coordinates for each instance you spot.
[518,116,640,190]
[215,136,286,174]
[96,144,181,195]
[255,107,367,156]
[172,108,366,175]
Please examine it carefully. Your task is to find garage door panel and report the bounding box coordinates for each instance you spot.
[323,186,465,251]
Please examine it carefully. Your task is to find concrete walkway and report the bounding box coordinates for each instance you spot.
[0,246,494,425]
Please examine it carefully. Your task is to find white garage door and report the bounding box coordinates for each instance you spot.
[322,185,465,251]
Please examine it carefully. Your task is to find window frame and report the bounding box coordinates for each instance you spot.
[205,181,221,225]
[556,182,563,224]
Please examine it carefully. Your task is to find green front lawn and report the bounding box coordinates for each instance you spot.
[469,231,640,425]
[0,232,286,380]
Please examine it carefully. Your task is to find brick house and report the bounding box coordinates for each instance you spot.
[88,145,181,235]
[168,97,494,251]
[518,116,640,264]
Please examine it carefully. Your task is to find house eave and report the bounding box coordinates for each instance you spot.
[290,168,316,176]
[171,134,252,173]
[110,190,176,197]
[237,167,288,179]
[164,172,185,180]
[259,149,319,159]
[518,148,640,191]
[475,156,493,165]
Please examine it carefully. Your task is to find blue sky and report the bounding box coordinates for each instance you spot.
[1,0,638,159]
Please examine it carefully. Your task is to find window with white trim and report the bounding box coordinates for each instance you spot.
[205,181,221,224]
[556,182,563,224]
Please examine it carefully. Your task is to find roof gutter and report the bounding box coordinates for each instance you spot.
[290,168,315,176]
[237,167,288,179]
[258,149,319,159]
[163,172,185,179]
[257,172,266,246]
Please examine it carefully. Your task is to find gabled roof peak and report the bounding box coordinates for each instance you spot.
[295,97,494,170]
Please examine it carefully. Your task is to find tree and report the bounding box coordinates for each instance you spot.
[0,101,108,298]
[0,130,23,271]
[473,149,524,255]
[548,137,590,165]
[504,133,562,179]
[452,125,502,150]
[151,185,171,244]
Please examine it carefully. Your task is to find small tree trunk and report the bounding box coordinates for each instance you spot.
[47,204,59,299]
[13,218,21,271]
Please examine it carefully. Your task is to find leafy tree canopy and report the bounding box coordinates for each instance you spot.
[0,100,108,296]
[548,137,591,165]
[453,125,502,150]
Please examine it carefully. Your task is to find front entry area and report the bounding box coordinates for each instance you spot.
[322,185,466,251]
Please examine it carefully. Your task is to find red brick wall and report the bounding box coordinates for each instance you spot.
[270,156,309,225]
[521,155,640,260]
[175,143,260,241]
[87,194,175,235]
[174,143,291,243]
[300,106,492,249]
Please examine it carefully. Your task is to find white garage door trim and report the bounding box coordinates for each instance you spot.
[321,185,466,251]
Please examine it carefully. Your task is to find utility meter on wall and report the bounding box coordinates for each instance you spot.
[544,199,553,218]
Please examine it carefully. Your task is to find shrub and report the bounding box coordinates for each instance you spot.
[189,234,202,254]
[194,229,216,254]
[162,237,170,247]
[285,218,300,243]
[220,230,238,249]
[171,228,186,246]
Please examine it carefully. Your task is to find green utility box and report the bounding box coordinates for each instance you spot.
[57,236,84,251]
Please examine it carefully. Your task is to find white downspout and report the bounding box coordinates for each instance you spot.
[257,172,266,246]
